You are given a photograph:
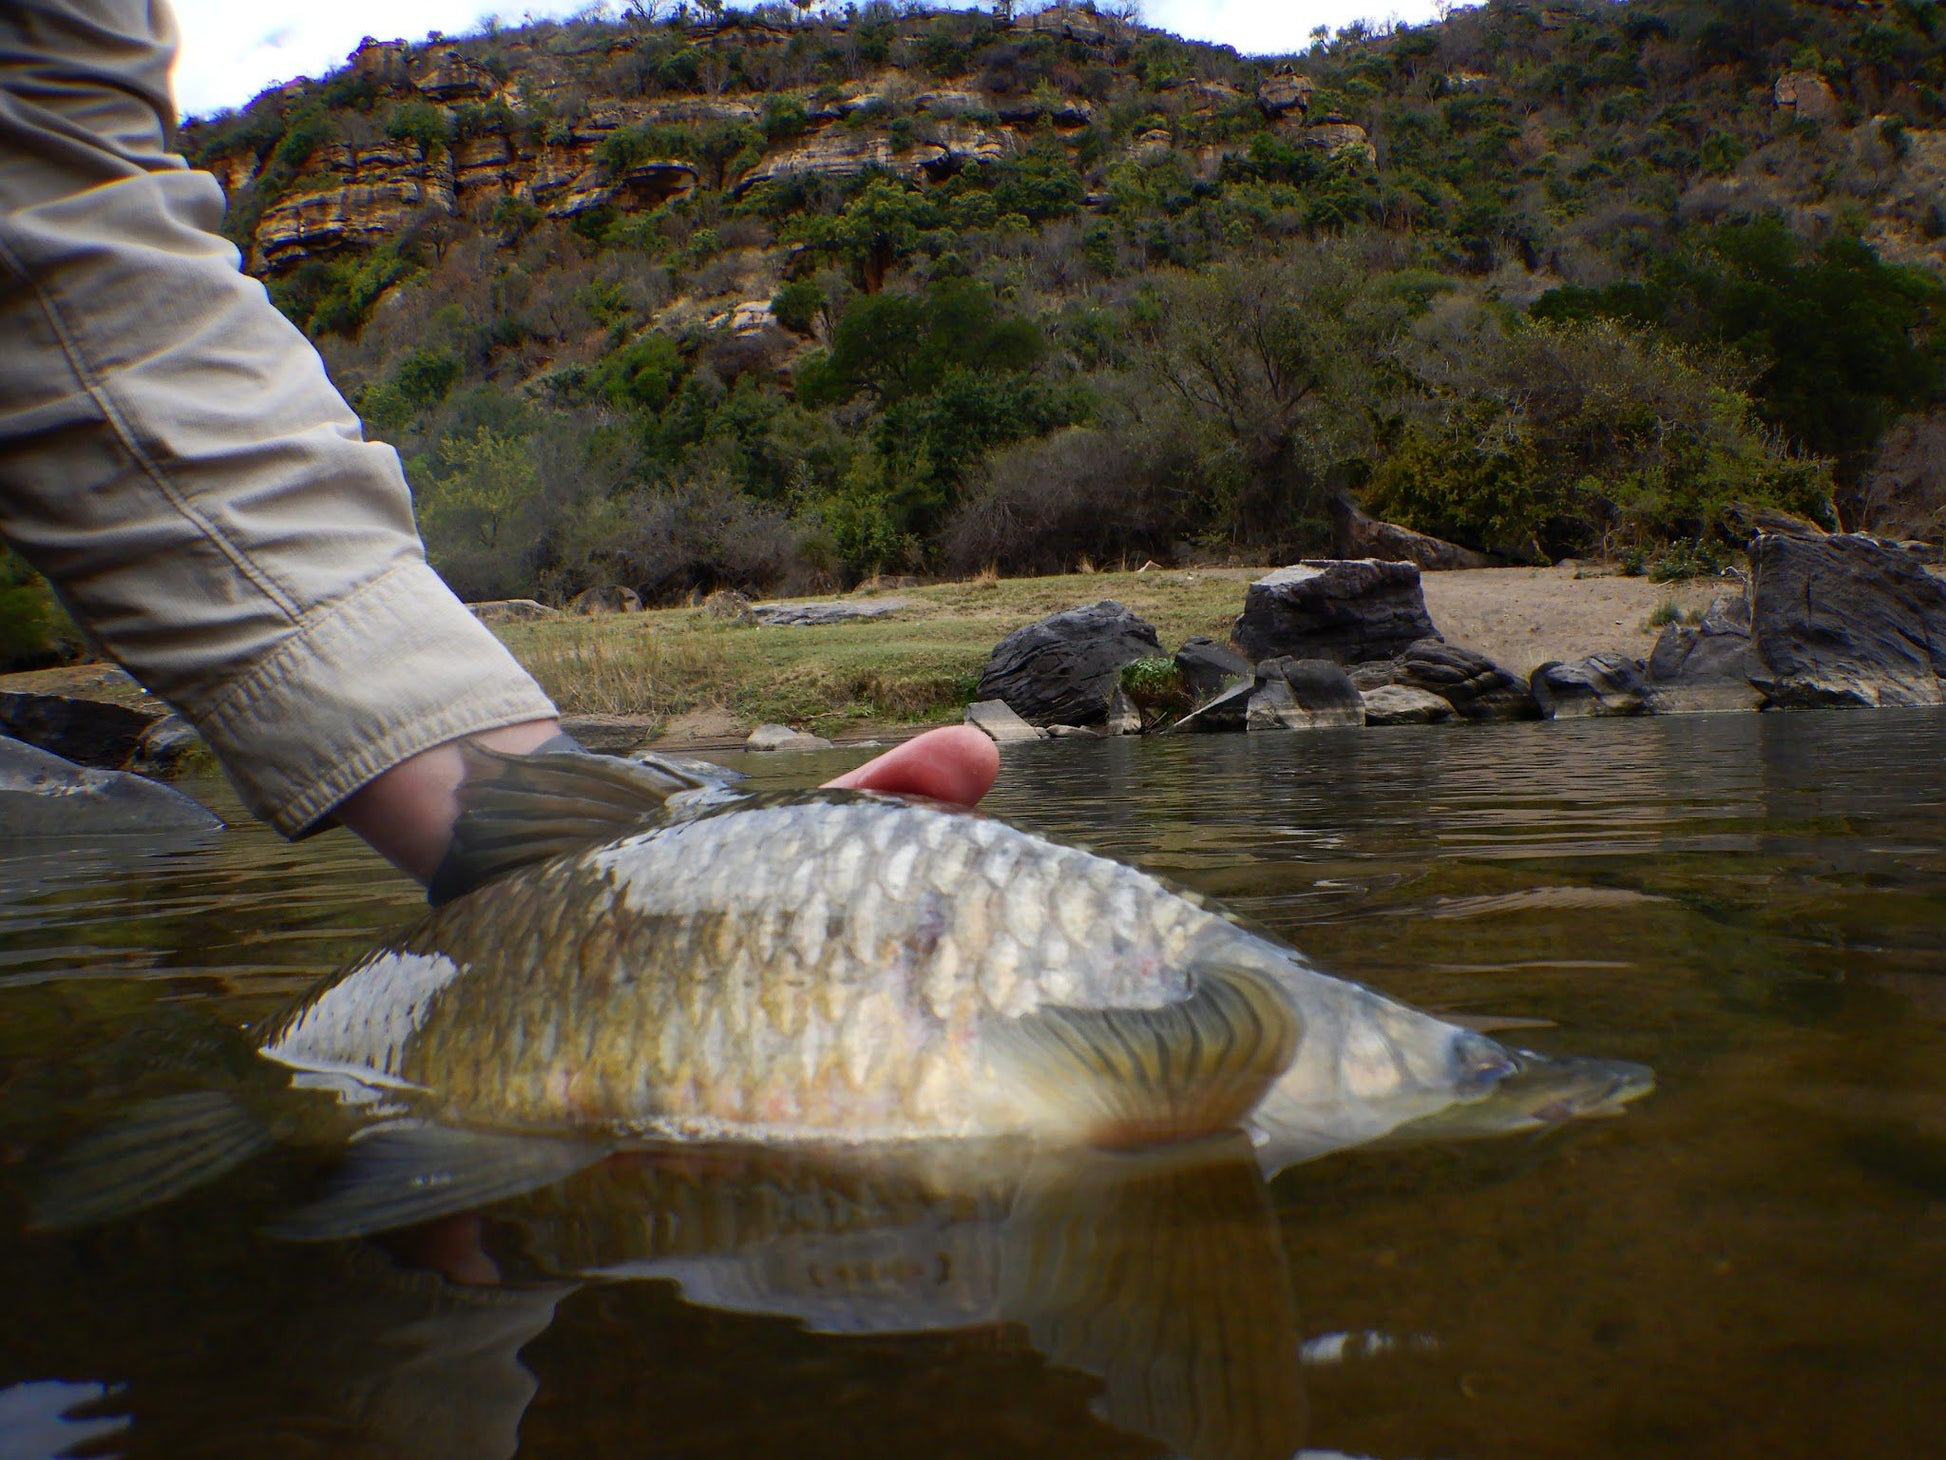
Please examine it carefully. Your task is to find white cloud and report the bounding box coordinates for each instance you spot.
[167,1,1447,117]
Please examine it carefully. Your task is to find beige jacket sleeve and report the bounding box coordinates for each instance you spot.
[0,1,557,835]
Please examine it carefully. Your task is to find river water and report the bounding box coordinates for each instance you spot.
[1,711,1942,1459]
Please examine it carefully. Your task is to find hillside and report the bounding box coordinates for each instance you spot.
[174,0,1946,607]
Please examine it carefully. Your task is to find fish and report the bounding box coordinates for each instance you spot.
[33,748,1653,1236]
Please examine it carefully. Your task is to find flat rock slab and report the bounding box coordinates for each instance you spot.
[965,699,1047,742]
[0,735,222,835]
[746,723,835,752]
[1360,685,1455,725]
[976,601,1163,727]
[1747,533,1946,707]
[1166,678,1254,733]
[1233,560,1441,665]
[751,599,912,626]
[1531,653,1649,718]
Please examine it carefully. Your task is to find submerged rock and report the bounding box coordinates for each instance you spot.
[1747,533,1946,708]
[975,602,1163,727]
[1531,654,1650,718]
[1359,685,1455,725]
[1233,561,1440,665]
[0,736,221,835]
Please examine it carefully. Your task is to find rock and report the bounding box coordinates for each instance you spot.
[0,691,163,769]
[975,601,1164,727]
[1046,724,1102,738]
[411,44,498,102]
[736,131,902,193]
[1233,561,1441,665]
[965,699,1047,742]
[1257,73,1313,118]
[1531,654,1651,718]
[468,599,559,624]
[656,706,741,744]
[0,735,222,835]
[750,599,911,626]
[1173,637,1255,704]
[1747,532,1946,707]
[1774,70,1842,125]
[128,714,205,776]
[1346,659,1405,691]
[1330,496,1498,571]
[1253,657,1365,728]
[701,589,757,623]
[1293,121,1372,154]
[1359,685,1456,726]
[746,723,834,752]
[1104,686,1142,736]
[1644,591,1763,713]
[252,141,455,271]
[558,714,657,754]
[1396,639,1540,720]
[1165,678,1254,733]
[568,584,642,614]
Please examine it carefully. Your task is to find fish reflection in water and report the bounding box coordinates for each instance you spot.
[42,1138,1305,1460]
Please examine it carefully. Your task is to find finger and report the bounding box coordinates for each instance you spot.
[823,725,1000,808]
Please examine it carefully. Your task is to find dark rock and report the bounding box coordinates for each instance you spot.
[1233,561,1441,665]
[1531,654,1650,718]
[1644,589,1764,713]
[1360,684,1455,725]
[1253,657,1365,728]
[0,691,161,769]
[1164,678,1254,733]
[0,735,222,834]
[1330,496,1498,571]
[568,584,642,614]
[1346,659,1405,691]
[1396,640,1539,720]
[1173,637,1253,704]
[975,601,1164,726]
[128,714,205,776]
[751,599,911,626]
[1748,533,1946,708]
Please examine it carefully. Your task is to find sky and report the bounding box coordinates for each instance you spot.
[169,1,1442,118]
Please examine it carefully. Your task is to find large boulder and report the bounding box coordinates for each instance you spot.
[1395,639,1540,721]
[1531,654,1651,718]
[1747,533,1946,708]
[1233,561,1441,665]
[1173,637,1254,704]
[1330,497,1497,572]
[1645,592,1764,713]
[975,602,1164,726]
[1250,657,1365,729]
[0,691,162,769]
[0,736,221,835]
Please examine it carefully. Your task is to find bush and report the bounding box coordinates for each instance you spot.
[942,428,1177,575]
[0,546,79,672]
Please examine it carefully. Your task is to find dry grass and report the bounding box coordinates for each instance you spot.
[492,567,1257,734]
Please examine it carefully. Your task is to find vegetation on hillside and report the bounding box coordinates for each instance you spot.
[179,0,1946,605]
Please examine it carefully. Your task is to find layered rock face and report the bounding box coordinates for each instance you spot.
[1747,533,1946,707]
[975,601,1163,727]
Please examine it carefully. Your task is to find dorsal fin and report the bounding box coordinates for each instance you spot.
[985,962,1301,1149]
[429,748,741,904]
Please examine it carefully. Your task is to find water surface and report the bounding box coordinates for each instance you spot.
[2,711,1943,1459]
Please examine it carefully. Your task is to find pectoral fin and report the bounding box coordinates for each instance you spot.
[987,963,1300,1148]
[271,1124,611,1241]
[30,1092,273,1230]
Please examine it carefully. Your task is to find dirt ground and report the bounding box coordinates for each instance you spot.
[1415,563,1735,676]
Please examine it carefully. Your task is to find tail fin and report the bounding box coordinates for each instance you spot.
[987,962,1301,1148]
[30,1092,273,1230]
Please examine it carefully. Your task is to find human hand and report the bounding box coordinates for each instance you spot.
[821,725,999,809]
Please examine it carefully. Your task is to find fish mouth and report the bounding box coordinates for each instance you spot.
[1499,1050,1656,1122]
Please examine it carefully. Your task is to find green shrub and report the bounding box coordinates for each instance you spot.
[0,547,79,672]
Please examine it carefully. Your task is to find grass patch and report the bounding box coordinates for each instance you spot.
[493,568,1257,734]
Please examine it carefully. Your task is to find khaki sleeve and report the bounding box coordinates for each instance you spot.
[0,1,557,835]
